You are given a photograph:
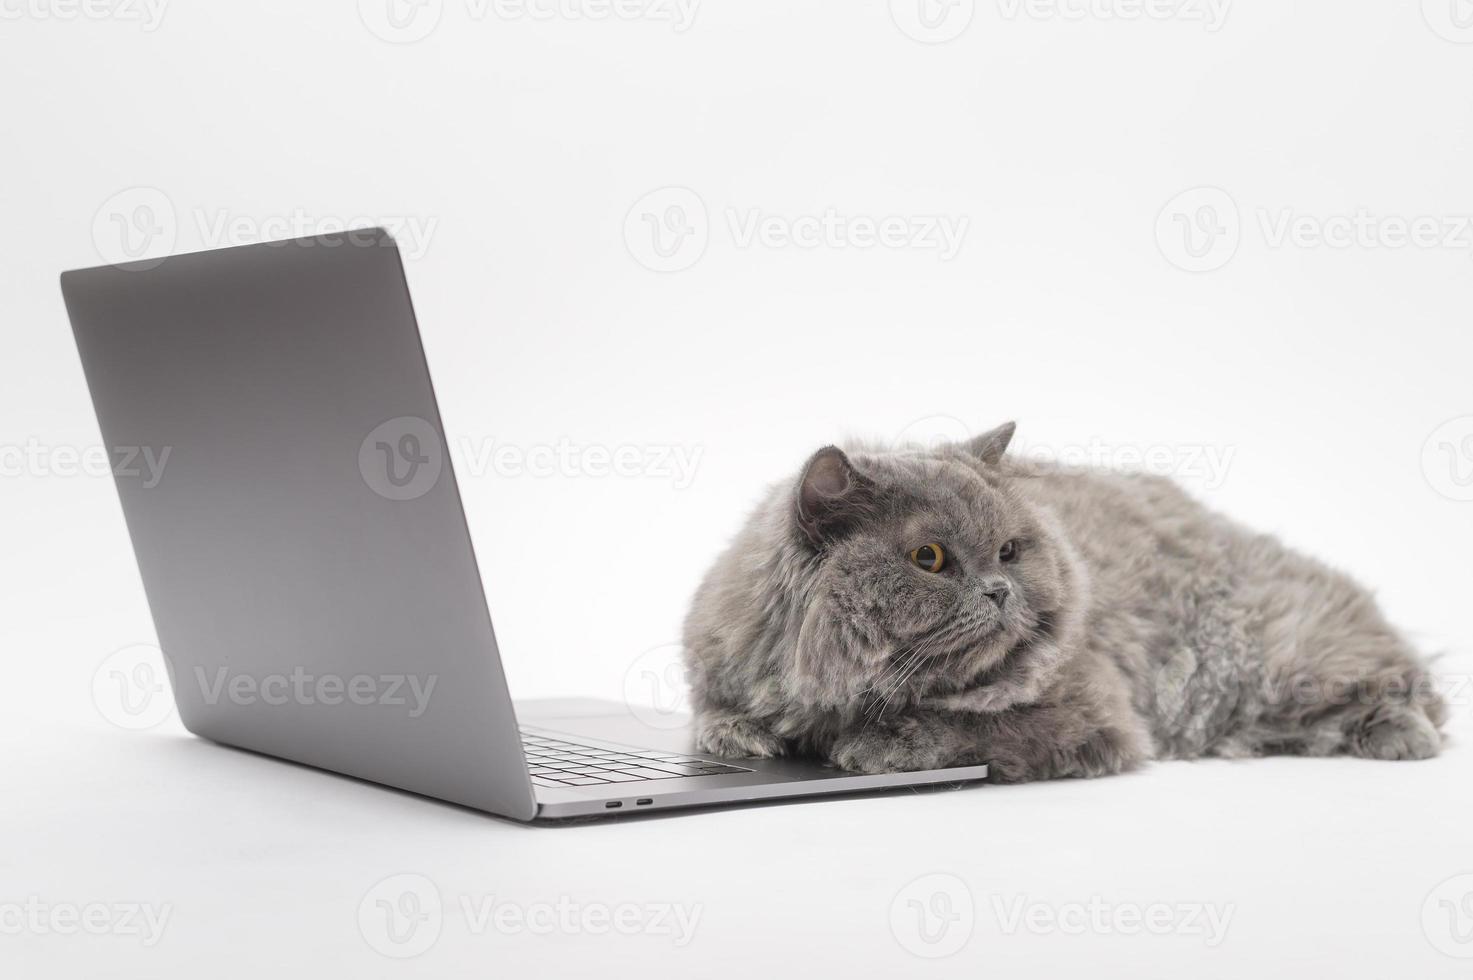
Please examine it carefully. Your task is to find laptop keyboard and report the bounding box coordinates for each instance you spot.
[521,730,751,788]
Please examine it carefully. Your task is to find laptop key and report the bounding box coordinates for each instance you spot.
[620,767,685,780]
[634,762,715,776]
[520,728,753,781]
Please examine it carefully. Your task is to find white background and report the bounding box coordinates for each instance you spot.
[3,1,1473,977]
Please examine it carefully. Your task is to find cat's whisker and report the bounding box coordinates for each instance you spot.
[858,631,938,697]
[857,649,915,694]
[862,627,956,725]
[867,652,932,725]
[861,646,922,704]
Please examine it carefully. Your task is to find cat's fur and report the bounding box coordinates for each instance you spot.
[681,423,1445,781]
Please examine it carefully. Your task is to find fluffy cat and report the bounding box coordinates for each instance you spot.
[680,423,1445,781]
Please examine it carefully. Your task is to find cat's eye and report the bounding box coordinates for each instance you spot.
[909,543,945,573]
[999,539,1020,563]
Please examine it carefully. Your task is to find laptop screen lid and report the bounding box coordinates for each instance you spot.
[61,230,536,820]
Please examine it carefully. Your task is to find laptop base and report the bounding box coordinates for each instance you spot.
[517,699,990,820]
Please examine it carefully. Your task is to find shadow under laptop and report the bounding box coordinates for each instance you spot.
[141,732,989,829]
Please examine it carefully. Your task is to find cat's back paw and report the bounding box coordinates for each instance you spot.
[1348,704,1443,761]
[1067,725,1151,777]
[695,711,785,758]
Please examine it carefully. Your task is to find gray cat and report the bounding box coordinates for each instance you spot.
[681,423,1446,781]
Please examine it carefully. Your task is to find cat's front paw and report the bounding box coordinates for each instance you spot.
[695,710,785,758]
[830,718,956,774]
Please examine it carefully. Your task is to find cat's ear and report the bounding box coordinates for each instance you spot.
[964,421,1017,465]
[795,446,873,547]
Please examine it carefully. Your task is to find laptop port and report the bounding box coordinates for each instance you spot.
[636,798,653,806]
[604,801,622,809]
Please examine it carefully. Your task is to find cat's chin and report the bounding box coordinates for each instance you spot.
[918,620,1073,714]
[891,626,1019,701]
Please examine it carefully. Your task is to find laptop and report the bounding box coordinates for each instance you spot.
[59,229,989,821]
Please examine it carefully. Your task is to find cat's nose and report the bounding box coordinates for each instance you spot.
[980,577,1011,606]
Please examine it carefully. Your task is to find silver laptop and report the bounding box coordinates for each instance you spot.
[59,229,989,821]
